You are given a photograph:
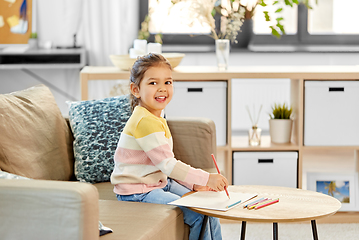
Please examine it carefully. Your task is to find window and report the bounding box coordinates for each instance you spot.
[139,0,359,50]
[308,0,359,34]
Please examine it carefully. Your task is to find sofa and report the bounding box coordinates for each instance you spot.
[0,84,217,240]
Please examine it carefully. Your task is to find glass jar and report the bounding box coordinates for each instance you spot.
[215,39,230,71]
[248,125,262,146]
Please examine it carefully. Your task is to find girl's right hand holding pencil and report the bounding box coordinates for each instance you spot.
[207,173,229,192]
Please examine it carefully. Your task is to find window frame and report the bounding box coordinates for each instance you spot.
[139,1,359,51]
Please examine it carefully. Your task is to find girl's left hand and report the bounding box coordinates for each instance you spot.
[193,184,216,192]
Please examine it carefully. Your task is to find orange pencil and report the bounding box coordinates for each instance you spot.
[211,154,230,199]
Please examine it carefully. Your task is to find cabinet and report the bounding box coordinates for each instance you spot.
[165,81,227,146]
[304,81,359,146]
[80,65,359,222]
[232,151,298,188]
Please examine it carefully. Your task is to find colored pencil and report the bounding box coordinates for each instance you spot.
[247,198,270,209]
[244,197,266,208]
[226,200,241,209]
[255,198,279,210]
[211,154,230,199]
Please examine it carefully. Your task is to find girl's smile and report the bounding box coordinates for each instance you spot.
[131,64,173,117]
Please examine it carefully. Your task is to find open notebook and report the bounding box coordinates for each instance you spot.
[169,191,257,211]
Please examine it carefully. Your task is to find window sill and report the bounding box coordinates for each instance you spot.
[248,44,359,53]
[162,43,359,53]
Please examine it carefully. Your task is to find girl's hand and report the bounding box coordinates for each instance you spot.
[206,173,229,192]
[193,184,216,192]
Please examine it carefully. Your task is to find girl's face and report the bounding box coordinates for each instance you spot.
[131,64,173,117]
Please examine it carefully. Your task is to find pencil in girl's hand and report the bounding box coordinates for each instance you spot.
[211,154,230,199]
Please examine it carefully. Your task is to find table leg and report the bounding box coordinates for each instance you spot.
[240,221,247,240]
[273,222,278,240]
[311,220,319,240]
[199,215,209,240]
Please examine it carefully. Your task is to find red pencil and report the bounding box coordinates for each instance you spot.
[255,198,279,210]
[211,154,230,199]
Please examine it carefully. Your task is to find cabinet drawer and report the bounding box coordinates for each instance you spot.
[304,81,359,146]
[233,152,298,188]
[165,81,227,146]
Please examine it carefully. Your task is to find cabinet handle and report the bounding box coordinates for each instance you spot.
[258,159,274,163]
[329,87,344,92]
[187,88,203,92]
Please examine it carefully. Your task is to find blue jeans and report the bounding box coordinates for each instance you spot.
[116,178,222,240]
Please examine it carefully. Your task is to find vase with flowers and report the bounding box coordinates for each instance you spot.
[187,0,244,69]
[138,0,313,68]
[185,0,313,68]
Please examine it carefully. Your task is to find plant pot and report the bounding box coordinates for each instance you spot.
[269,119,293,143]
[28,38,38,49]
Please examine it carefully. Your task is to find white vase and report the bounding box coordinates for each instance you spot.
[269,119,293,143]
[215,39,230,70]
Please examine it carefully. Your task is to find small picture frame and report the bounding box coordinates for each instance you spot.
[307,172,358,211]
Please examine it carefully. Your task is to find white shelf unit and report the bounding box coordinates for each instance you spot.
[80,65,359,223]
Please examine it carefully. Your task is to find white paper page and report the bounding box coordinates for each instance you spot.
[168,191,257,211]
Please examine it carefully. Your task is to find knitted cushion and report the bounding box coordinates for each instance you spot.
[0,171,30,180]
[68,95,131,183]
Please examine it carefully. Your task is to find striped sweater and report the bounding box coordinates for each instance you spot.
[111,106,209,195]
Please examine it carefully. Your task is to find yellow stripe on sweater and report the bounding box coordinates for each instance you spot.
[123,106,171,139]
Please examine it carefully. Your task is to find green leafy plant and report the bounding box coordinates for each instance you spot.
[30,32,37,39]
[269,103,292,119]
[235,0,315,38]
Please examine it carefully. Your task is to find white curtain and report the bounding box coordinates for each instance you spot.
[78,0,139,66]
[77,0,139,99]
[34,0,139,105]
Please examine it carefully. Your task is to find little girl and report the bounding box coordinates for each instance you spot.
[111,53,228,240]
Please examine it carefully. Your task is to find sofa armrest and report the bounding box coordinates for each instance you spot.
[0,179,99,240]
[167,117,217,173]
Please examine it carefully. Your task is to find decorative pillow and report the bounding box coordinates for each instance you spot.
[0,170,31,180]
[68,95,131,183]
[0,85,74,180]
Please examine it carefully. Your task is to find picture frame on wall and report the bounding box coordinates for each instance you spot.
[307,172,358,211]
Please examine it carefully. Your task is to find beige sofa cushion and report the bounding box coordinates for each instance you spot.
[99,200,186,240]
[0,85,74,180]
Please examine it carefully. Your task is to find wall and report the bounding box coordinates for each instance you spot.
[0,0,139,116]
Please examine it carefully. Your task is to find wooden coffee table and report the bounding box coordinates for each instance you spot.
[191,185,341,240]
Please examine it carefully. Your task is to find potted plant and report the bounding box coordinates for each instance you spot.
[268,103,293,143]
[28,32,38,49]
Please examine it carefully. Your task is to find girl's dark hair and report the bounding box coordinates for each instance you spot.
[129,53,172,111]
